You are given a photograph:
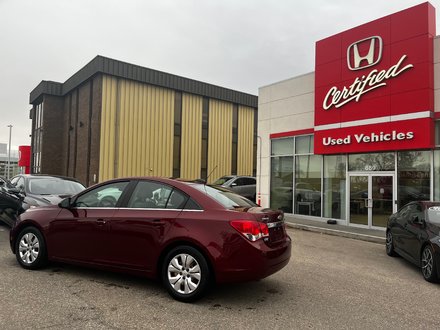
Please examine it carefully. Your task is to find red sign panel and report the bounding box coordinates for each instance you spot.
[314,3,436,154]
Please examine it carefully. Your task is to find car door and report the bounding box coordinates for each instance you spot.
[46,180,130,264]
[391,204,412,252]
[402,203,427,264]
[105,180,187,273]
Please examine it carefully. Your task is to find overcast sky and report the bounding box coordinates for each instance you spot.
[1,0,439,150]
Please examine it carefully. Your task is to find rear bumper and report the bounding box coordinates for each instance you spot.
[215,236,292,283]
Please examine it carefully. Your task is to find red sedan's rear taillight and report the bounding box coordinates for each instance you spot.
[230,220,269,242]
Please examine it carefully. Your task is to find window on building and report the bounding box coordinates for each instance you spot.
[32,102,44,174]
[397,151,430,208]
[270,138,294,213]
[435,121,440,146]
[434,150,440,201]
[270,135,322,216]
[295,155,322,216]
[323,155,346,220]
[348,152,395,171]
[271,156,294,213]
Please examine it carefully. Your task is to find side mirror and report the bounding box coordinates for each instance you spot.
[412,215,424,226]
[59,197,72,208]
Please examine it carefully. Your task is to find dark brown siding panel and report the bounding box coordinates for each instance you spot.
[68,90,78,177]
[232,105,238,175]
[75,83,91,186]
[201,98,209,180]
[89,75,102,186]
[61,97,71,175]
[40,95,65,175]
[173,92,182,178]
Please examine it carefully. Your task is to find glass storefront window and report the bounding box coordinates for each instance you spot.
[295,135,313,154]
[32,102,44,174]
[434,150,440,201]
[323,155,346,220]
[398,151,430,208]
[436,121,440,146]
[270,156,293,213]
[295,155,322,216]
[348,152,395,171]
[271,138,293,156]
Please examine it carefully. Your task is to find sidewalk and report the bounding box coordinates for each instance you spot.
[284,215,386,244]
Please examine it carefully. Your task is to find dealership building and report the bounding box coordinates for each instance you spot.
[258,2,440,229]
[29,56,257,187]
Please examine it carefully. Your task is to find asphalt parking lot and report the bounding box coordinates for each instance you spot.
[0,224,439,329]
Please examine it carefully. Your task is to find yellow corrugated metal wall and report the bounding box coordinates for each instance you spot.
[99,76,174,181]
[181,94,203,180]
[208,100,233,183]
[237,106,254,175]
[99,76,117,180]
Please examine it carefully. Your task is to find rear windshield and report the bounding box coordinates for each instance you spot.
[28,178,85,195]
[191,184,257,209]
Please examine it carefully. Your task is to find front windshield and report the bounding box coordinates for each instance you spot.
[28,178,85,195]
[191,184,256,209]
[426,206,440,225]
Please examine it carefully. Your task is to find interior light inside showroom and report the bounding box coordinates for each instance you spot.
[258,2,440,229]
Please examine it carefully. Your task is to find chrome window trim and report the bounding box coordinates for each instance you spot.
[74,207,204,212]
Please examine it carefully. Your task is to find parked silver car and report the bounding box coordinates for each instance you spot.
[213,175,256,201]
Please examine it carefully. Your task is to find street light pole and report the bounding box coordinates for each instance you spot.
[7,124,12,179]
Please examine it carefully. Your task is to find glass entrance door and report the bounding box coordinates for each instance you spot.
[349,174,395,228]
[349,175,369,226]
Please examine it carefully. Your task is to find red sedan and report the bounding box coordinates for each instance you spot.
[10,177,291,302]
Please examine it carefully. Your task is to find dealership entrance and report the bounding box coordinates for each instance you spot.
[349,173,396,229]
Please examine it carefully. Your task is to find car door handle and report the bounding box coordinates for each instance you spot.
[152,219,164,225]
[96,219,107,225]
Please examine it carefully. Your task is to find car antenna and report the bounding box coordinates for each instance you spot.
[205,165,218,185]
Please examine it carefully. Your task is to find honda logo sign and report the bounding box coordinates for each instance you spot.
[347,36,383,71]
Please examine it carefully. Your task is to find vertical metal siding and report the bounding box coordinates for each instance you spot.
[181,94,203,179]
[237,106,254,175]
[99,76,118,182]
[99,76,174,181]
[208,100,233,183]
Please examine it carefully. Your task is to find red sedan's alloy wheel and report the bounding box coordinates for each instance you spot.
[16,226,47,270]
[162,246,211,302]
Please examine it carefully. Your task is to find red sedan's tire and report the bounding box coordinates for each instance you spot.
[162,246,211,302]
[15,226,48,270]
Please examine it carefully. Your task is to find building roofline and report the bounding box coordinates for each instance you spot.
[30,55,258,108]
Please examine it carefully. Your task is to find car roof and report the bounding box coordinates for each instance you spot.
[14,174,84,184]
[92,177,233,209]
[222,175,255,179]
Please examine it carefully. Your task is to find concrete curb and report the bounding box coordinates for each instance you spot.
[286,223,386,245]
